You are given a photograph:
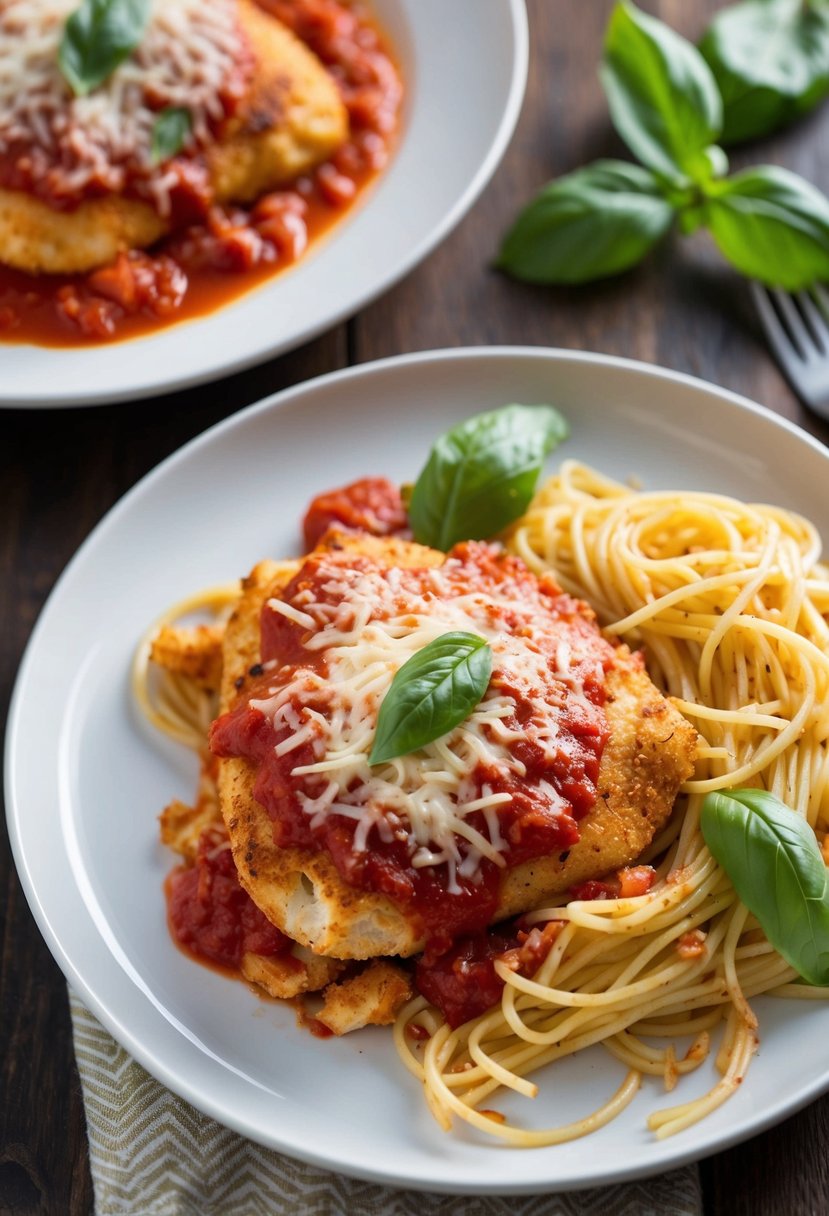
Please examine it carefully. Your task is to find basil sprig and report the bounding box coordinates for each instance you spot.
[369,632,492,766]
[59,0,151,97]
[407,404,569,551]
[151,107,192,165]
[701,788,829,987]
[700,0,829,145]
[498,0,829,291]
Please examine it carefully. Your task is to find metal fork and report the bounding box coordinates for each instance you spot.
[751,281,829,420]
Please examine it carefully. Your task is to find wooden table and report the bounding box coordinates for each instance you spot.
[3,2,829,1211]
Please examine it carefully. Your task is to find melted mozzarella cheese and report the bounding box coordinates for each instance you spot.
[256,556,608,892]
[0,0,246,212]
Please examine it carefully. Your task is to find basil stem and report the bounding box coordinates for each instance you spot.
[151,107,192,165]
[369,632,492,766]
[407,404,569,552]
[701,788,829,986]
[59,0,151,97]
[700,0,829,145]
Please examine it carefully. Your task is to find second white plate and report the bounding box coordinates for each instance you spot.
[1,0,527,407]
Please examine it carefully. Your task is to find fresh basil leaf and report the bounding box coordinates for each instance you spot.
[408,404,569,551]
[151,107,192,165]
[497,160,674,285]
[700,0,829,145]
[601,1,723,184]
[703,164,829,288]
[701,788,829,986]
[369,632,492,766]
[59,0,151,97]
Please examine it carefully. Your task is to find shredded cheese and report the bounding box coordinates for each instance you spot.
[252,550,611,891]
[0,0,249,213]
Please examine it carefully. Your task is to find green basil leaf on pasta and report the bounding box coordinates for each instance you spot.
[601,1,723,184]
[408,403,569,551]
[701,788,829,986]
[497,160,675,285]
[59,0,151,97]
[369,632,492,765]
[700,0,829,145]
[703,164,829,288]
[151,107,192,165]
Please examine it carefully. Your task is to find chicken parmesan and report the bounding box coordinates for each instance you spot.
[138,405,829,1144]
[208,532,696,961]
[0,0,401,342]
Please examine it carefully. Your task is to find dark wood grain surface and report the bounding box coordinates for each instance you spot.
[3,2,829,1213]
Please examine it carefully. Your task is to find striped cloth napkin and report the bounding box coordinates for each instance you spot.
[70,993,703,1216]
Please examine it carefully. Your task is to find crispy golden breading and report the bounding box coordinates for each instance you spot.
[160,760,223,861]
[160,796,217,862]
[150,624,224,691]
[316,961,413,1036]
[241,946,344,1000]
[0,0,347,274]
[204,0,348,204]
[216,536,698,961]
[0,190,167,276]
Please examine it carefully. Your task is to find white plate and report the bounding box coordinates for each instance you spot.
[1,1,527,409]
[7,348,829,1194]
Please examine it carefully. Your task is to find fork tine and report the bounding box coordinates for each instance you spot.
[752,280,829,419]
[771,288,819,362]
[813,282,829,321]
[750,281,804,372]
[795,290,829,354]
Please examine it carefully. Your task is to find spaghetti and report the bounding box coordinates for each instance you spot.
[132,583,238,751]
[393,461,829,1144]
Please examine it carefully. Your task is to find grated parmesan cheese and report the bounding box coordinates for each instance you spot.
[253,549,611,892]
[0,0,249,213]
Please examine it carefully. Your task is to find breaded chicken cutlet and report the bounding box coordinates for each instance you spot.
[209,534,698,961]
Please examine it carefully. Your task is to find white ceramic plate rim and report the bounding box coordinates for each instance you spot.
[0,0,528,408]
[7,347,829,1194]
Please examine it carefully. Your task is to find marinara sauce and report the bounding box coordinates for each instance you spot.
[302,476,409,549]
[210,539,616,952]
[0,0,401,346]
[167,823,295,974]
[415,920,565,1028]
